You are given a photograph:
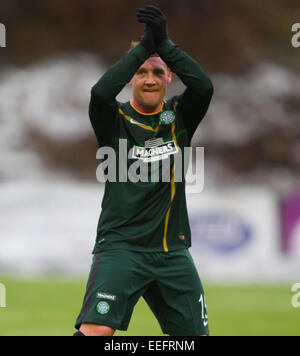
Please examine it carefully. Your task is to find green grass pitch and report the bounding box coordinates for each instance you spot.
[0,277,299,336]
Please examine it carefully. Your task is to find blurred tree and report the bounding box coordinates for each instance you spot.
[0,0,299,72]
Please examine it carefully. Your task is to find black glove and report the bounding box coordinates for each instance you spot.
[140,24,157,54]
[136,6,168,47]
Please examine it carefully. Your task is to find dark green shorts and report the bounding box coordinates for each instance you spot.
[75,249,209,336]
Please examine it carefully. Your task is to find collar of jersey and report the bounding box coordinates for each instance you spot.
[119,107,161,132]
[129,99,166,117]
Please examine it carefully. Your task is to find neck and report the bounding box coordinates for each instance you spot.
[130,99,163,115]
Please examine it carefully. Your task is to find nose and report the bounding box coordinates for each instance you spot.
[144,72,156,85]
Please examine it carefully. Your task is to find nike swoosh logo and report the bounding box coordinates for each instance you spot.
[203,320,208,327]
[130,119,141,125]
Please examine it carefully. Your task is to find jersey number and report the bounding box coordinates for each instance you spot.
[199,294,208,319]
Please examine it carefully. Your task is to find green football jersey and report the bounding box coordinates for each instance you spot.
[89,39,213,253]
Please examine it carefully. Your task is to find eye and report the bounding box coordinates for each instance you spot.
[154,69,164,76]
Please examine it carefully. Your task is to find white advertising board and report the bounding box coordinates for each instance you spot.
[187,186,283,282]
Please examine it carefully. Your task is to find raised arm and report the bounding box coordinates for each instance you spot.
[158,39,214,140]
[89,27,157,146]
[137,6,213,141]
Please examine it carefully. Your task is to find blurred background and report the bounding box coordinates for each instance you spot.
[0,0,300,336]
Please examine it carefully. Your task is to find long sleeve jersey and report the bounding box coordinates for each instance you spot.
[90,39,213,253]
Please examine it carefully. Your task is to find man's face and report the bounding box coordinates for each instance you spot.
[130,56,172,112]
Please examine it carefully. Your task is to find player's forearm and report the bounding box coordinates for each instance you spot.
[158,39,213,99]
[91,44,150,103]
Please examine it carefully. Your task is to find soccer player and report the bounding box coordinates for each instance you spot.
[74,6,213,336]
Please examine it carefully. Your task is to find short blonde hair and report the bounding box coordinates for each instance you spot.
[127,41,159,58]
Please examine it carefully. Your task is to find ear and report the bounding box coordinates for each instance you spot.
[167,69,172,84]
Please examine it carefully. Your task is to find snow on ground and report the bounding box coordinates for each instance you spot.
[0,54,299,184]
[0,53,131,181]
